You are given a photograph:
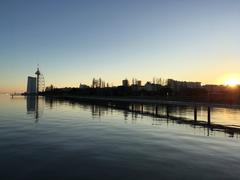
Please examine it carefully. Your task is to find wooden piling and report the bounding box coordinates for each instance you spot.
[194,107,197,121]
[166,106,169,117]
[207,107,211,124]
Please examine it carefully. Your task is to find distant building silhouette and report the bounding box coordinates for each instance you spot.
[167,79,201,90]
[45,84,54,92]
[27,76,37,94]
[79,84,90,89]
[136,80,142,86]
[144,82,153,91]
[92,78,106,88]
[122,79,129,87]
[203,84,225,92]
[143,82,160,91]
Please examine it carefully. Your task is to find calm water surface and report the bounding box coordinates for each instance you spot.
[0,94,240,180]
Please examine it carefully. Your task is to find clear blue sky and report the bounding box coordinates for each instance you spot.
[1,0,240,92]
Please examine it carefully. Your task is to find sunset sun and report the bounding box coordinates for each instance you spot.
[224,78,240,87]
[219,73,240,87]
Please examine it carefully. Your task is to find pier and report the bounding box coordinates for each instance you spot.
[45,95,240,135]
[47,95,239,123]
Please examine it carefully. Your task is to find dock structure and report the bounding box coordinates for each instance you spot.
[128,103,212,124]
[116,103,239,135]
[55,96,240,123]
[61,96,240,109]
[44,96,240,132]
[46,95,240,136]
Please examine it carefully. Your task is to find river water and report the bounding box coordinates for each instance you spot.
[0,94,239,180]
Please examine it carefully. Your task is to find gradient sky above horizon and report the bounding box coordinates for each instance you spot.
[0,0,240,92]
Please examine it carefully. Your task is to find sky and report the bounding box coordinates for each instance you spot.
[0,0,240,92]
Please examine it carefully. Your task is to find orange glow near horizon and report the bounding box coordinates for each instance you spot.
[220,73,240,87]
[225,79,240,87]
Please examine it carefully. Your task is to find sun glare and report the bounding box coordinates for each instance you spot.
[224,78,240,87]
[219,73,240,87]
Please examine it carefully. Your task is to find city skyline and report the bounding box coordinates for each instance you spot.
[1,0,240,92]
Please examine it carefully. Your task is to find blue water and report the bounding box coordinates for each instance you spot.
[0,94,240,180]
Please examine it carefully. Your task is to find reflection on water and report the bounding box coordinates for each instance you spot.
[26,96,36,113]
[0,95,240,180]
[26,96,44,122]
[44,97,240,138]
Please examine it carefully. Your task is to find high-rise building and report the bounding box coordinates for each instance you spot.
[27,76,37,94]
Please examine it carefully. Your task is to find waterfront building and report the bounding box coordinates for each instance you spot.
[27,76,37,94]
